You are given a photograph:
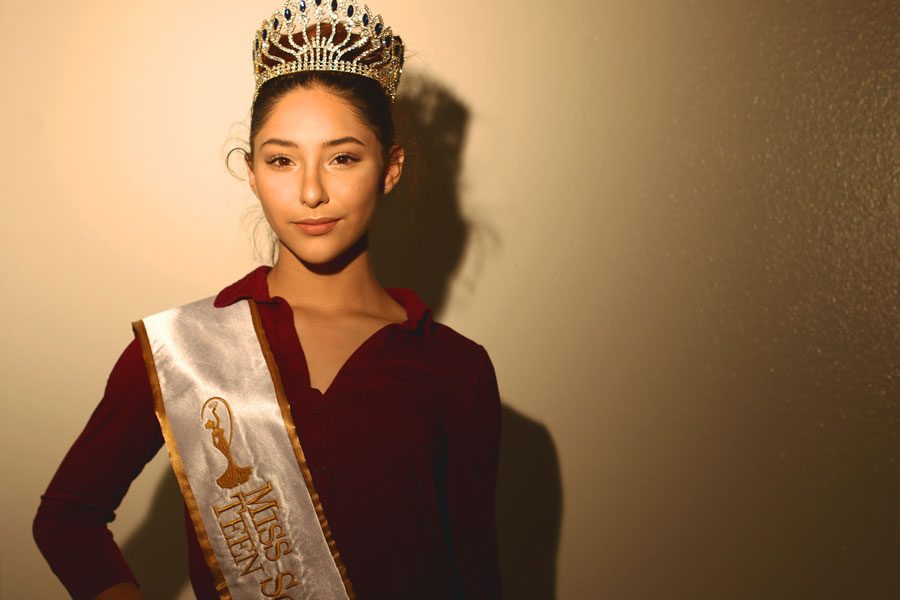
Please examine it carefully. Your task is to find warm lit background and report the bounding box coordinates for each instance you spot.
[2,0,898,598]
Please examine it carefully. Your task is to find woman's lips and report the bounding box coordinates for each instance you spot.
[295,219,339,235]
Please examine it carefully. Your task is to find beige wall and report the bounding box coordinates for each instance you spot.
[2,0,898,598]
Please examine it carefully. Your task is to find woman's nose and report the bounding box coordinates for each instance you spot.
[301,166,328,207]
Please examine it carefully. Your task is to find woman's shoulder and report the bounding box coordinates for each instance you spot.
[134,266,271,322]
[422,318,493,376]
[429,320,486,354]
[423,320,500,421]
[385,284,490,366]
[132,269,264,328]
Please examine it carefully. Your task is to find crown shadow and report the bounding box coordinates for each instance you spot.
[121,70,562,599]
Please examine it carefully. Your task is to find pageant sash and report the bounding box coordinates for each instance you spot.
[132,296,354,600]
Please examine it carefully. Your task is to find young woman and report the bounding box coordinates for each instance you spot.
[33,2,503,599]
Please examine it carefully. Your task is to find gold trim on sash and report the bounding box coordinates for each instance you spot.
[247,299,357,600]
[132,319,232,600]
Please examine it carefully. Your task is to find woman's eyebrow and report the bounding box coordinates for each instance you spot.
[324,136,367,147]
[259,136,367,149]
[259,137,297,148]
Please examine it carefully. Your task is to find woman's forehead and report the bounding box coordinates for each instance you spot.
[261,87,374,141]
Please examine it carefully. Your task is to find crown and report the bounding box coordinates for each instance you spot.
[253,0,405,102]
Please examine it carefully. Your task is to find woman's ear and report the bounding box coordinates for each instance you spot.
[246,152,259,198]
[382,145,405,195]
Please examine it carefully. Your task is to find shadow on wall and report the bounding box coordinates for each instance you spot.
[496,406,563,600]
[371,73,501,314]
[121,71,563,599]
[121,471,188,599]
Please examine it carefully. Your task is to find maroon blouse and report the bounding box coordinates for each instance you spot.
[33,265,502,600]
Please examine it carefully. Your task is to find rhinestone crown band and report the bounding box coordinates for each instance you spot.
[253,0,404,102]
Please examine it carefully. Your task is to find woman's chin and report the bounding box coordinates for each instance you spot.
[278,239,364,270]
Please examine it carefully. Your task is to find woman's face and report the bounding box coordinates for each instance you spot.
[247,86,402,266]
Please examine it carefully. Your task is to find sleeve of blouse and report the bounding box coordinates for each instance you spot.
[33,336,163,600]
[443,344,504,600]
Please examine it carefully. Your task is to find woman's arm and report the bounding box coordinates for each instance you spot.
[442,345,504,600]
[33,337,161,600]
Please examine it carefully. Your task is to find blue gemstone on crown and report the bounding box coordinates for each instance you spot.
[375,23,383,35]
[299,0,307,10]
[284,8,292,19]
[315,0,321,6]
[262,30,268,40]
[331,0,337,11]
[273,18,280,29]
[384,35,392,47]
[347,5,354,16]
[362,13,369,25]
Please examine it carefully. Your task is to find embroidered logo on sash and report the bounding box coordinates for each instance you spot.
[202,396,300,596]
[202,397,253,489]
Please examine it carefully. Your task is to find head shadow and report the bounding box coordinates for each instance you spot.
[370,72,497,313]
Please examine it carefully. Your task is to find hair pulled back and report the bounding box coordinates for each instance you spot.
[245,71,397,168]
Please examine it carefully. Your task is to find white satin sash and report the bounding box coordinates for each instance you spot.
[132,296,354,600]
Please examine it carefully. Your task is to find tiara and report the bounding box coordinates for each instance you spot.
[253,0,405,102]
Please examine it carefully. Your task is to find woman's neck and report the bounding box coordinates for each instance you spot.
[266,240,388,315]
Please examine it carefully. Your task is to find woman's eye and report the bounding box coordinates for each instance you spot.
[334,153,359,166]
[266,156,293,167]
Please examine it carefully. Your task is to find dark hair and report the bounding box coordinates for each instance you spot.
[246,70,397,167]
